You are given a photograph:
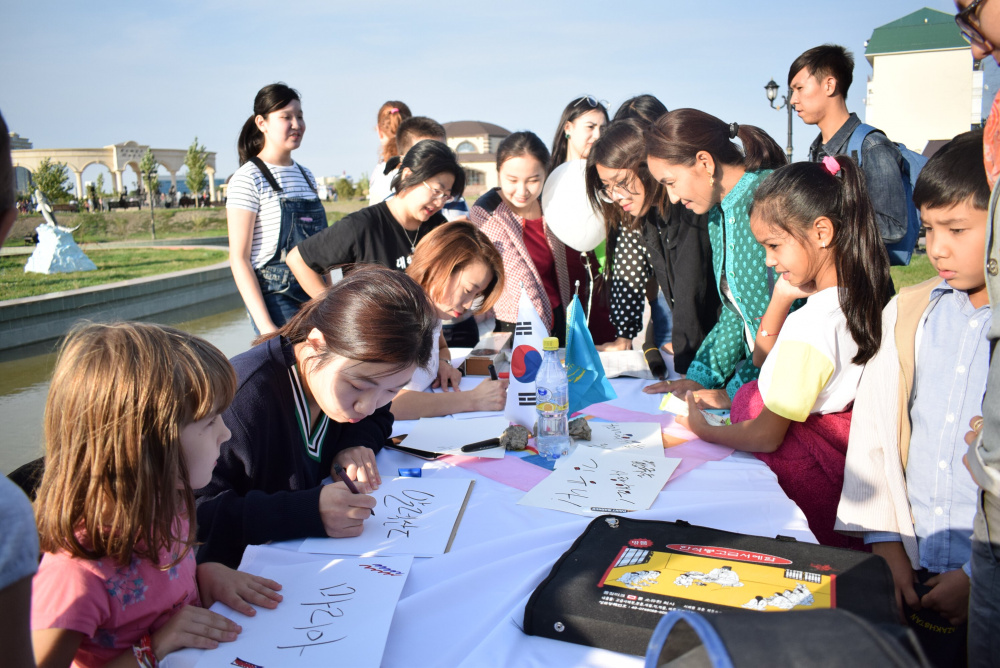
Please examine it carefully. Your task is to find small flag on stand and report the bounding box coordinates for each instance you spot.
[505,286,547,429]
[565,294,616,414]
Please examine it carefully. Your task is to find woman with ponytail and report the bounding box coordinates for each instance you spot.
[677,156,891,548]
[585,116,719,371]
[227,83,325,334]
[368,101,412,204]
[642,108,786,407]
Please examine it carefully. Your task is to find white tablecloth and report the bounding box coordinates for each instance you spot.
[169,377,814,668]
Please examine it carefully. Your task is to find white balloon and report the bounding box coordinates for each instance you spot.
[541,159,605,252]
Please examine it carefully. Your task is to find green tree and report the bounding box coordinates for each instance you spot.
[32,157,73,203]
[95,172,106,199]
[356,172,369,199]
[184,136,208,197]
[139,149,159,239]
[335,177,355,201]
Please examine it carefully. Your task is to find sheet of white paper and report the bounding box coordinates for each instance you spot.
[519,448,679,517]
[189,556,412,668]
[400,416,509,453]
[576,422,664,456]
[299,478,474,556]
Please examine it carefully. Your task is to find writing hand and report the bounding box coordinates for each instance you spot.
[319,481,376,538]
[334,445,381,492]
[468,378,508,412]
[151,604,241,660]
[196,562,282,617]
[921,568,970,626]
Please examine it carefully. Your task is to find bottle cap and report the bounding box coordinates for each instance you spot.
[542,337,559,351]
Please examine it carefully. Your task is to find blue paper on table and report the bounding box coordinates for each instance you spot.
[565,294,616,414]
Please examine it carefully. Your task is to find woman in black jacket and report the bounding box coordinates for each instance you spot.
[195,266,438,568]
[585,118,719,373]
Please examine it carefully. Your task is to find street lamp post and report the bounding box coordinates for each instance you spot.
[765,79,794,162]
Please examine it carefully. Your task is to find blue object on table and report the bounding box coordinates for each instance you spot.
[398,468,422,477]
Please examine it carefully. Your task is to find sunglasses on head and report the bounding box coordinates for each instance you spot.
[572,95,609,110]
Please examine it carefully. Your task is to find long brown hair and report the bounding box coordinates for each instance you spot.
[35,322,236,566]
[406,221,505,313]
[585,119,666,233]
[377,101,412,162]
[259,264,438,374]
[644,108,786,174]
[750,158,890,364]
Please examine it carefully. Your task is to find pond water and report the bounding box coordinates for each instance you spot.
[0,295,256,474]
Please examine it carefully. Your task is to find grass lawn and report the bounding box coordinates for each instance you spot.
[890,251,938,290]
[1,248,229,300]
[5,201,368,247]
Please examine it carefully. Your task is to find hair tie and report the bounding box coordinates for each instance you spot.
[728,122,739,139]
[389,107,399,114]
[822,156,841,176]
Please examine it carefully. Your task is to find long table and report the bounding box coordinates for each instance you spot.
[168,376,813,667]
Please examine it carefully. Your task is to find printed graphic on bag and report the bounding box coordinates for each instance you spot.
[599,545,834,612]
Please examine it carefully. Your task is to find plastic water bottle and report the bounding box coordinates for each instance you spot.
[535,336,570,461]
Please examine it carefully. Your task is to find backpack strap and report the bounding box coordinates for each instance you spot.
[845,122,880,167]
[295,162,317,194]
[248,156,282,193]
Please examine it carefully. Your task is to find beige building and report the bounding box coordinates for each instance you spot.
[11,140,218,200]
[864,7,980,152]
[443,121,511,199]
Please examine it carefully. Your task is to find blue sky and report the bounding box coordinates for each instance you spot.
[0,0,966,189]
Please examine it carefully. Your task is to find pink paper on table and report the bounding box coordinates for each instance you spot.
[445,454,550,492]
[574,404,734,481]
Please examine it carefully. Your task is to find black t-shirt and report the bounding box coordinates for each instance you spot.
[296,201,446,272]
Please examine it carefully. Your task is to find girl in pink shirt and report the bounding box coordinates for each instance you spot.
[31,323,283,668]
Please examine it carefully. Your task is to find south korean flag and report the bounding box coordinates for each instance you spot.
[504,285,548,429]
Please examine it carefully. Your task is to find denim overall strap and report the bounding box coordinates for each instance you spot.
[250,158,327,329]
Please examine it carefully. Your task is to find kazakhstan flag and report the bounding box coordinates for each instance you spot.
[565,294,617,414]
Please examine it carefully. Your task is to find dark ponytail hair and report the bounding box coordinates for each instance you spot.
[613,94,667,125]
[750,158,890,365]
[496,131,550,174]
[585,119,665,233]
[257,264,437,374]
[237,83,301,166]
[549,97,609,175]
[390,139,466,199]
[644,108,786,174]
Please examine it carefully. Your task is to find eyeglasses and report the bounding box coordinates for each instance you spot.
[957,0,989,45]
[422,181,455,205]
[597,179,640,203]
[572,95,609,110]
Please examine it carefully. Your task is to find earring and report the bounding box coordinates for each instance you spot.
[709,175,715,188]
[565,133,571,139]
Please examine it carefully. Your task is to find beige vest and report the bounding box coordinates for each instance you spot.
[894,278,941,468]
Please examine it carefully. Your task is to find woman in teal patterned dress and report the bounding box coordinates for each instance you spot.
[641,109,787,409]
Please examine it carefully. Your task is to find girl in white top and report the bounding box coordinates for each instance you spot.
[368,101,411,205]
[227,83,325,335]
[678,156,891,547]
[391,221,509,419]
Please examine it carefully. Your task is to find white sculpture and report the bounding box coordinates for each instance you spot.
[24,189,97,275]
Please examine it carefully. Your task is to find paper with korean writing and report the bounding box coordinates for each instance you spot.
[191,556,411,668]
[519,447,678,516]
[299,478,474,557]
[573,422,664,456]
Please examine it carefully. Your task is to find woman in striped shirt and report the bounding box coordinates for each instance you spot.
[227,83,326,335]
